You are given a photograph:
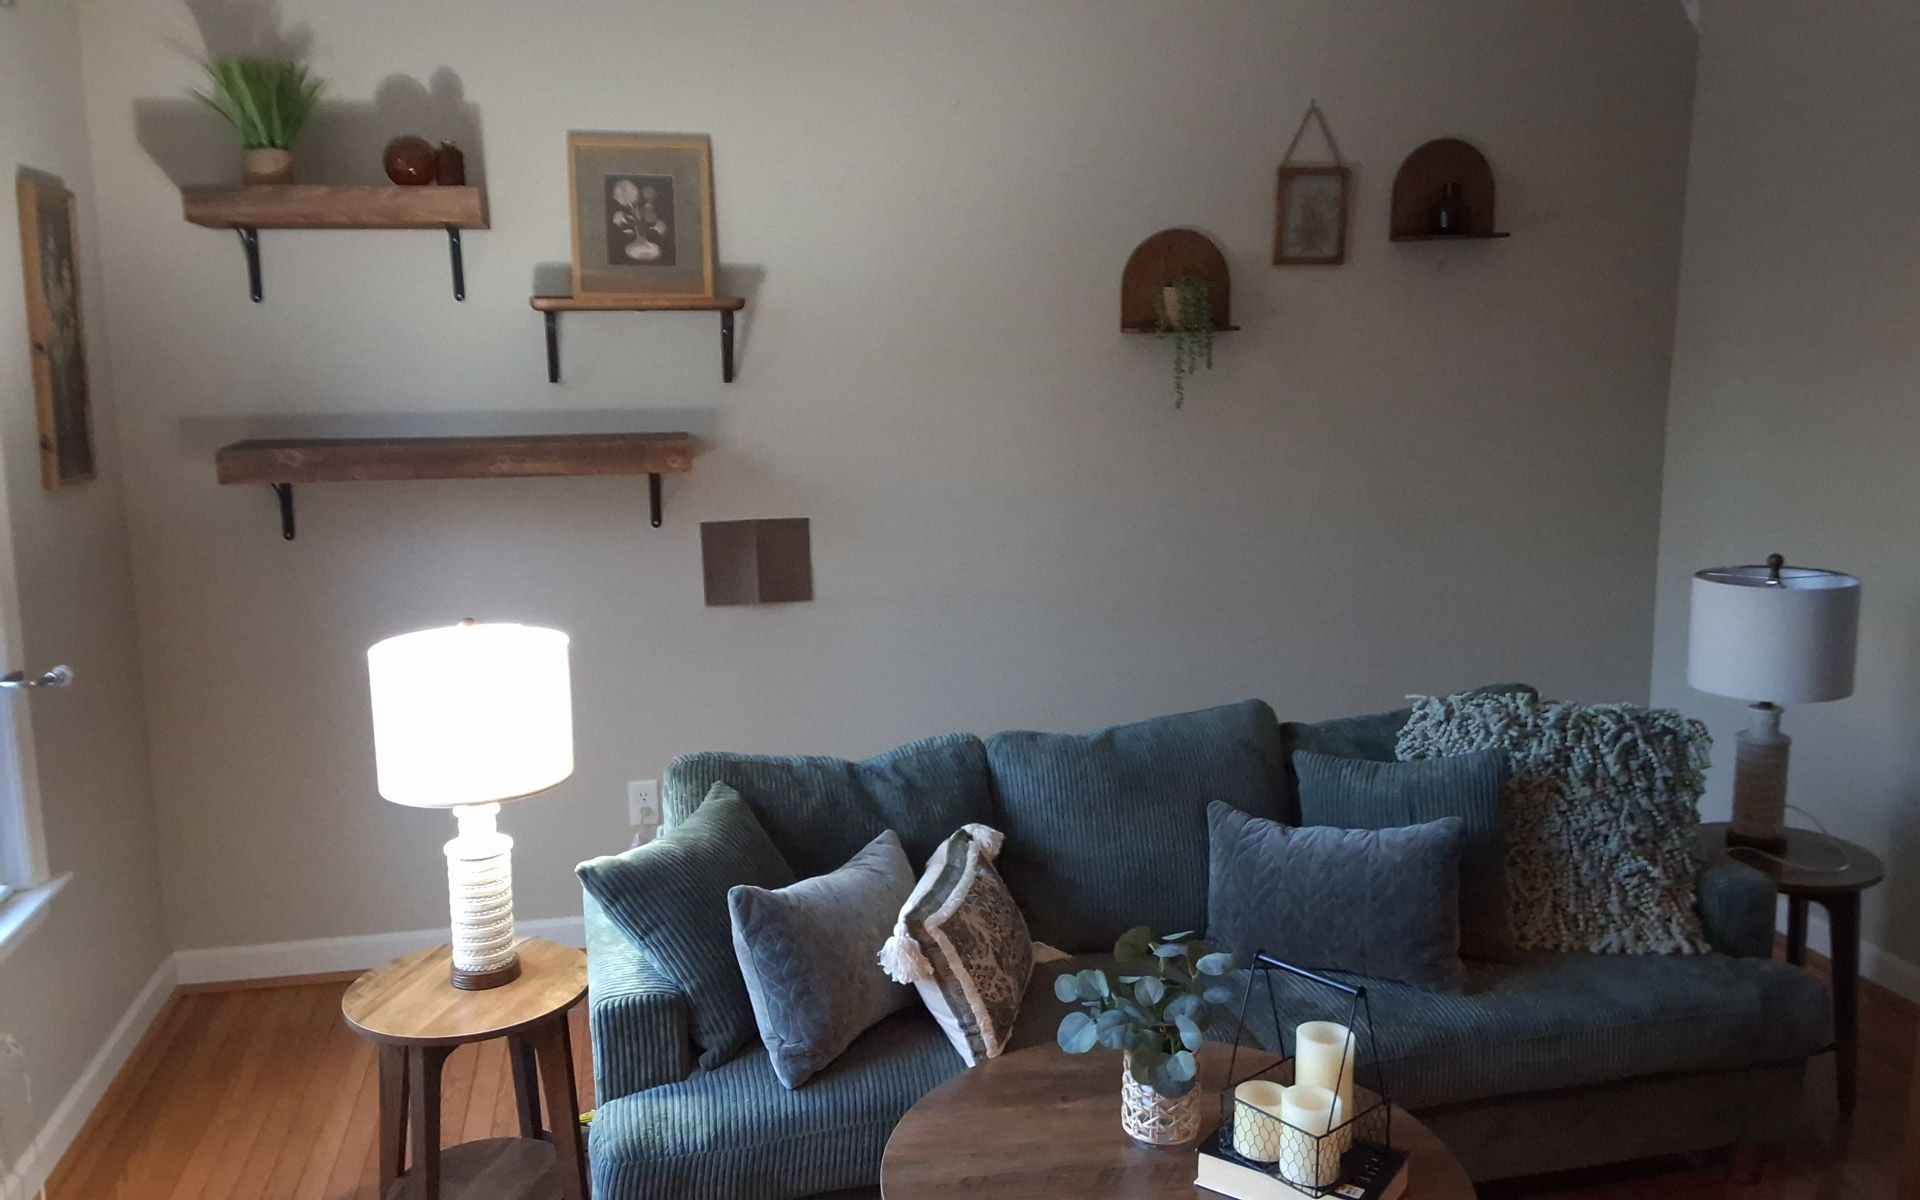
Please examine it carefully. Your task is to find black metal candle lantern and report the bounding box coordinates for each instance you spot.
[1213,955,1395,1198]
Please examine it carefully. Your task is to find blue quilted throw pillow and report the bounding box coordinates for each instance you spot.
[728,830,918,1089]
[1205,802,1465,991]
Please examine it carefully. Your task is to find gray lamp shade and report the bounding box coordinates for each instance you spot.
[1687,563,1861,704]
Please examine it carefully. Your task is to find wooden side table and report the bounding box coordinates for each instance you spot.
[1697,821,1885,1117]
[344,939,590,1200]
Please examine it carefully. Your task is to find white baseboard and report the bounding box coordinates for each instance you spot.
[0,955,176,1200]
[1781,903,1920,1004]
[172,915,587,986]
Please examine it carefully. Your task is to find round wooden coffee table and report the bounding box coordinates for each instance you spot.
[343,939,589,1200]
[881,1042,1474,1199]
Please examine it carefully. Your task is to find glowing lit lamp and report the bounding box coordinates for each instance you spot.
[367,620,573,990]
[1688,554,1860,854]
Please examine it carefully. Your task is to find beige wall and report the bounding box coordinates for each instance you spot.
[72,0,1698,952]
[1651,1,1920,980]
[0,0,172,1177]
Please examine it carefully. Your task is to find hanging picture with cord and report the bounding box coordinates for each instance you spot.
[15,171,95,488]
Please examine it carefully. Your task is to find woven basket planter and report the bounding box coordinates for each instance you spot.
[1120,1053,1200,1146]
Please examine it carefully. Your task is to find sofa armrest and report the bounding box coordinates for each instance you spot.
[585,890,697,1102]
[1694,854,1777,958]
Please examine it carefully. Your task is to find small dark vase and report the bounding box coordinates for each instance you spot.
[434,141,467,186]
[1430,182,1471,235]
[382,135,437,185]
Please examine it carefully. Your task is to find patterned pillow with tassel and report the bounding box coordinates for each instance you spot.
[879,823,1033,1066]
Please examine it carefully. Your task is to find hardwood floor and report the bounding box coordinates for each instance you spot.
[44,977,593,1200]
[42,964,1912,1199]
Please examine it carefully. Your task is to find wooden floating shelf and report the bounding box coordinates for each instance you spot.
[181,185,489,302]
[1390,232,1510,242]
[530,295,747,384]
[182,185,488,230]
[216,432,693,540]
[1389,138,1508,242]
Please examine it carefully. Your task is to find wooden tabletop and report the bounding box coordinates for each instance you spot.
[342,941,586,1046]
[1696,822,1885,896]
[880,1042,1474,1200]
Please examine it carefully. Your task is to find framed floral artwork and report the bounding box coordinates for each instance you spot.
[15,173,95,488]
[567,132,717,299]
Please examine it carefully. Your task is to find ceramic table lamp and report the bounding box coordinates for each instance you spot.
[1687,554,1860,853]
[367,620,573,989]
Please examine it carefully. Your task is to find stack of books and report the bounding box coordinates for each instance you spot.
[1195,1132,1409,1200]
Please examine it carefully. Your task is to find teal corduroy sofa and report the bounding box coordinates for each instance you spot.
[582,694,1830,1199]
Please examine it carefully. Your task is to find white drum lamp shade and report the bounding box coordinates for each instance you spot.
[1687,564,1859,704]
[1686,557,1860,851]
[367,621,574,989]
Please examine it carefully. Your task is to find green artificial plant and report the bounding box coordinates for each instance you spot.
[1055,926,1238,1098]
[193,57,325,150]
[1153,278,1215,409]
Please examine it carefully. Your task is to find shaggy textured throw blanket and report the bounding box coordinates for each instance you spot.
[1397,692,1712,955]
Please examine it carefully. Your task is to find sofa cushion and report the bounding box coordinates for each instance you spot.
[729,830,918,1089]
[1227,951,1832,1111]
[1278,683,1537,818]
[589,1007,965,1200]
[1206,803,1467,990]
[578,783,796,1068]
[1294,748,1515,962]
[663,734,995,879]
[986,700,1289,952]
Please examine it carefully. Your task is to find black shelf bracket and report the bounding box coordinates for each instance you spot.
[649,472,663,528]
[447,227,467,301]
[271,483,296,540]
[545,312,561,383]
[237,226,263,302]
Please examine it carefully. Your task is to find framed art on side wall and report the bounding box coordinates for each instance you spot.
[15,173,95,488]
[568,132,717,300]
[1274,165,1349,265]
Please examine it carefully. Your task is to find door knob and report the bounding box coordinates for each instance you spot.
[0,666,72,689]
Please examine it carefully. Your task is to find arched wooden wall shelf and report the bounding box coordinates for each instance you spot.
[1389,138,1510,241]
[1120,229,1238,332]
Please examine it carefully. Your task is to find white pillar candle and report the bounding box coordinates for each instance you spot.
[1230,1080,1287,1163]
[1279,1084,1343,1189]
[1296,1021,1357,1153]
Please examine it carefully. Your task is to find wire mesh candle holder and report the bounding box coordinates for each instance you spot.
[1216,954,1393,1197]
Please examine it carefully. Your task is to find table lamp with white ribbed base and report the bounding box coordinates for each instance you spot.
[367,620,573,990]
[1687,554,1860,854]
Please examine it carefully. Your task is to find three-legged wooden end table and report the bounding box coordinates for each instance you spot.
[343,939,590,1200]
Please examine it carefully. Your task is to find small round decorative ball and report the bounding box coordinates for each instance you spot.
[382,136,437,186]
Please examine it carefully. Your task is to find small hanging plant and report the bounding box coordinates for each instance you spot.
[1153,278,1214,408]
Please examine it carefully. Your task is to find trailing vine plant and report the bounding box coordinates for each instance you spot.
[1153,278,1215,408]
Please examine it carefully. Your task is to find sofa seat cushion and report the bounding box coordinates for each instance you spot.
[589,1007,965,1200]
[1228,951,1832,1110]
[663,734,995,879]
[986,700,1290,952]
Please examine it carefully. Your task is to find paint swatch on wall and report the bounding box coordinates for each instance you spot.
[701,518,813,606]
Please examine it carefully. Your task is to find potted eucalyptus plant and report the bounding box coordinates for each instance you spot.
[1154,278,1215,409]
[1055,926,1238,1146]
[193,57,325,185]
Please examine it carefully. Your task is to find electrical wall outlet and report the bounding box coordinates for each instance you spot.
[628,779,660,827]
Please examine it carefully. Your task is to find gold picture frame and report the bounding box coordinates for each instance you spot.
[15,173,95,488]
[1273,165,1350,266]
[567,132,717,300]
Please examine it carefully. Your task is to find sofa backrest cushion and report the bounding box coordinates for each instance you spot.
[985,699,1289,953]
[662,733,995,879]
[1277,682,1538,817]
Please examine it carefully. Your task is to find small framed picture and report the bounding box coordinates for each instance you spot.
[1273,165,1350,266]
[567,132,717,299]
[15,173,95,488]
